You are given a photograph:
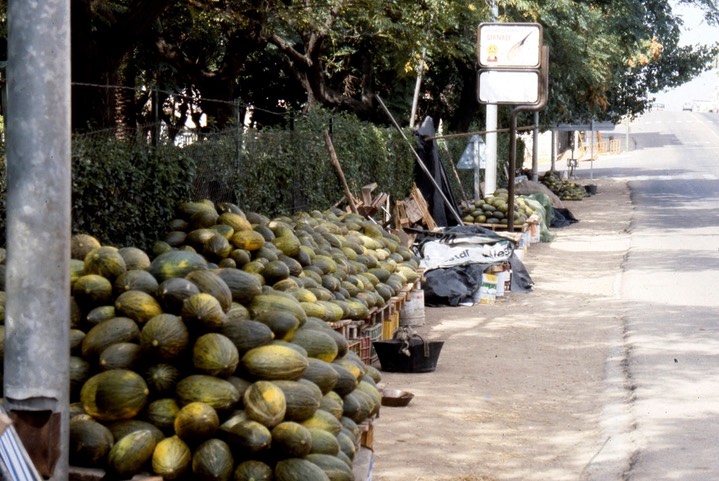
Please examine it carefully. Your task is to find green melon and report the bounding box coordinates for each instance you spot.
[240,344,309,381]
[113,269,160,295]
[182,292,227,331]
[271,379,321,422]
[306,453,354,481]
[108,428,157,478]
[185,269,233,312]
[84,246,127,281]
[271,421,313,458]
[219,414,272,454]
[150,250,208,283]
[233,460,273,481]
[174,401,220,443]
[274,458,331,481]
[115,289,163,324]
[81,317,140,359]
[191,438,234,481]
[69,418,114,468]
[152,435,192,481]
[140,314,190,361]
[243,380,287,428]
[192,333,239,378]
[175,375,241,411]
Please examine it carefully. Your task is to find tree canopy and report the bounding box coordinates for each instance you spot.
[1,0,717,132]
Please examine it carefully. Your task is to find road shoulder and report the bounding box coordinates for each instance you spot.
[371,177,633,481]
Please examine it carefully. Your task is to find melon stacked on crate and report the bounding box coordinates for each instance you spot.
[460,188,536,232]
[0,200,424,481]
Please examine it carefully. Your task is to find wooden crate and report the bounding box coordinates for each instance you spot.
[464,221,528,232]
[382,312,399,340]
[359,418,375,449]
[393,183,437,231]
[327,319,352,338]
[70,467,160,481]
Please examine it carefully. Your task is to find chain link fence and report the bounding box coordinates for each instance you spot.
[0,82,531,247]
[0,83,423,247]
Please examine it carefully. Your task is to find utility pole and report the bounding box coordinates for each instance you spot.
[410,47,427,129]
[484,1,499,196]
[5,1,71,479]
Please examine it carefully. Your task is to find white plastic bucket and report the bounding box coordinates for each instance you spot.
[400,289,425,326]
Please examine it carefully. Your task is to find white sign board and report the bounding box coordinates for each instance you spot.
[478,70,539,104]
[555,122,616,131]
[477,23,542,68]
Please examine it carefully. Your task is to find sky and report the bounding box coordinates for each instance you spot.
[652,3,719,111]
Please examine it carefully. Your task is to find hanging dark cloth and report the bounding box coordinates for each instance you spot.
[413,116,461,227]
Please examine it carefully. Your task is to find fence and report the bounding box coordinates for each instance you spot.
[68,80,418,216]
[0,82,426,247]
[0,82,531,248]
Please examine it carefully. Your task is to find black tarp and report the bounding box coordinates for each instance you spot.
[423,253,533,306]
[414,225,534,306]
[550,207,579,228]
[413,116,462,227]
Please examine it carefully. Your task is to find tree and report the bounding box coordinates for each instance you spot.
[1,0,717,132]
[70,0,178,131]
[503,0,718,125]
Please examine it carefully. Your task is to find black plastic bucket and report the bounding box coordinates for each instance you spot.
[373,338,444,373]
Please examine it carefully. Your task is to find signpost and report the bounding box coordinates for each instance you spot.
[477,23,543,105]
[477,22,549,230]
[478,23,542,68]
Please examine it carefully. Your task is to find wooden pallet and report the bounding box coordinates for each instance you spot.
[393,183,437,231]
[464,221,528,232]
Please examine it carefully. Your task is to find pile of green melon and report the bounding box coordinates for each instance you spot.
[460,189,536,226]
[540,171,587,200]
[0,200,424,481]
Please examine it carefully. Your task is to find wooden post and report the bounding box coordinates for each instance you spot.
[323,129,359,214]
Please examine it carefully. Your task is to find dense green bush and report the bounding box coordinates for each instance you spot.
[0,108,523,250]
[177,109,417,218]
[71,134,196,250]
[241,110,415,214]
[0,110,417,249]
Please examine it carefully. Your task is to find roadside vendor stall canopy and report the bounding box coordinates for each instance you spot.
[413,117,462,228]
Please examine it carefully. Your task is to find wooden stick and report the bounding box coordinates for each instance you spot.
[323,129,359,214]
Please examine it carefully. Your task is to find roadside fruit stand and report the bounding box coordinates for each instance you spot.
[0,199,424,481]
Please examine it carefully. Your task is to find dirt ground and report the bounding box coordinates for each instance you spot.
[370,176,633,481]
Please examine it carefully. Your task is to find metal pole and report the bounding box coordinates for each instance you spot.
[508,110,518,231]
[532,111,539,182]
[5,0,71,479]
[473,139,480,200]
[485,1,499,194]
[625,122,630,152]
[590,120,595,180]
[507,46,549,231]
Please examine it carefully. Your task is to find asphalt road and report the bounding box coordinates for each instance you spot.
[370,110,719,481]
[590,111,719,480]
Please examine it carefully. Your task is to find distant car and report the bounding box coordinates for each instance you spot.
[683,102,693,111]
